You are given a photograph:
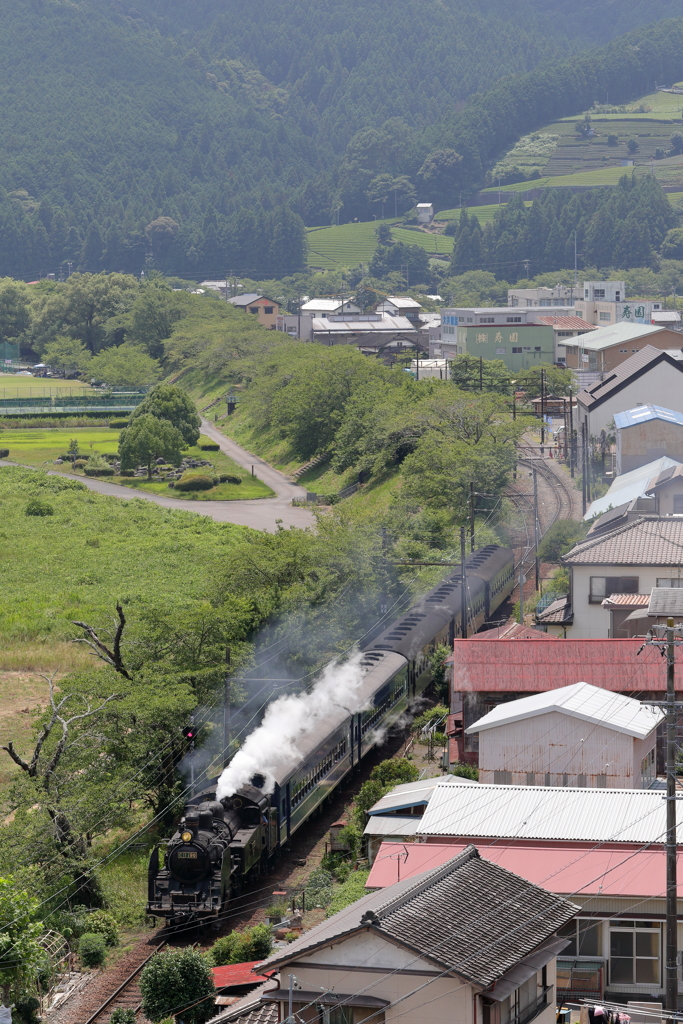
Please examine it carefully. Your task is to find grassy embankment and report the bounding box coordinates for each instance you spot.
[0,425,274,500]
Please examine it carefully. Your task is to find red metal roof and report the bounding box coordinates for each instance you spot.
[212,962,269,989]
[534,315,596,331]
[452,638,676,692]
[366,840,682,898]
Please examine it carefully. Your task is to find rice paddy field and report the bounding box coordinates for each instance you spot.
[0,426,274,500]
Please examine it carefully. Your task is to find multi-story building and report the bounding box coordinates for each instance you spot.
[508,284,576,307]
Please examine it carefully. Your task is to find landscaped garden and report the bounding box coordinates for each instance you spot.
[0,425,274,500]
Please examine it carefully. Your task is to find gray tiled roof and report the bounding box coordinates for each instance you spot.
[563,516,683,566]
[578,346,683,410]
[260,846,577,987]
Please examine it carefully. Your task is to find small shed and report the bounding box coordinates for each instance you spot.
[416,202,434,223]
[466,681,662,789]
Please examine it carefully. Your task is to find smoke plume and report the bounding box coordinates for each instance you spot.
[216,651,369,798]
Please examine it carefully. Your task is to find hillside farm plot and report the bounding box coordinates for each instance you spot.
[390,227,453,254]
[437,201,532,223]
[0,374,95,399]
[306,219,396,269]
[2,426,120,465]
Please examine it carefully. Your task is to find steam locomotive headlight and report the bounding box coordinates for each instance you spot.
[181,831,193,843]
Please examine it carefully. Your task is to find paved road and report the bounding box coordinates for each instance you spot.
[3,419,316,533]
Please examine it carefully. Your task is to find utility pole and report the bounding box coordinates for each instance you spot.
[568,387,574,477]
[533,468,540,593]
[581,421,587,515]
[540,368,546,450]
[223,646,231,769]
[469,482,475,553]
[517,561,525,625]
[641,621,680,1022]
[665,617,678,1021]
[479,356,483,392]
[297,294,302,339]
[460,527,467,640]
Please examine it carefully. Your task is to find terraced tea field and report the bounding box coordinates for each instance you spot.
[306,219,395,269]
[437,201,532,222]
[390,227,453,254]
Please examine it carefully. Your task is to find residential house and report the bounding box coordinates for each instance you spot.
[640,462,683,515]
[508,284,576,307]
[584,456,679,520]
[409,358,450,380]
[254,845,576,1024]
[212,962,271,1012]
[365,783,683,1006]
[448,638,677,764]
[615,405,683,473]
[416,202,434,223]
[275,313,314,339]
[532,315,596,364]
[300,298,361,318]
[651,310,681,328]
[227,294,280,330]
[560,323,682,372]
[601,593,652,638]
[562,517,683,637]
[576,346,683,437]
[465,681,661,789]
[375,297,423,322]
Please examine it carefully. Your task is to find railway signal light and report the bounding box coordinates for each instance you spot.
[182,726,196,741]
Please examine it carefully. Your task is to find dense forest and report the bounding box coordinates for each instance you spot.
[1,0,683,280]
[449,175,677,278]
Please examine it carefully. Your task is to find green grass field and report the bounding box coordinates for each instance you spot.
[0,374,95,399]
[0,426,274,500]
[0,465,246,642]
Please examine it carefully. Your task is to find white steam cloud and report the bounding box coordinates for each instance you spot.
[216,651,369,799]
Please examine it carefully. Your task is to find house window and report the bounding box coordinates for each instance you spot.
[674,495,683,514]
[641,748,655,785]
[610,922,660,985]
[507,317,522,323]
[526,772,535,786]
[656,578,683,587]
[599,312,611,320]
[616,291,621,302]
[264,306,274,314]
[480,317,495,324]
[558,919,601,957]
[594,289,606,299]
[589,576,639,603]
[494,770,512,785]
[597,774,607,787]
[534,347,541,351]
[512,347,522,354]
[249,307,259,314]
[577,774,587,787]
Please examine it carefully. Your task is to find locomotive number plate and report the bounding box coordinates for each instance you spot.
[177,851,198,859]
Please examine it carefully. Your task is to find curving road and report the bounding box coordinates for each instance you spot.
[3,418,316,533]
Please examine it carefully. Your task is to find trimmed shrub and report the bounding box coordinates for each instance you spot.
[199,443,219,451]
[140,948,215,1024]
[108,419,130,428]
[210,925,272,966]
[74,459,87,468]
[219,474,241,485]
[120,469,135,477]
[110,1011,136,1024]
[175,475,214,492]
[84,466,115,476]
[79,932,107,967]
[86,910,119,946]
[25,499,54,516]
[0,449,8,458]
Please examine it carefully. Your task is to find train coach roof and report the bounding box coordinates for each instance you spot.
[364,546,511,660]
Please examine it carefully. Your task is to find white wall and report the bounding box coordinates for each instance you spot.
[579,362,683,436]
[569,564,671,637]
[476,710,641,788]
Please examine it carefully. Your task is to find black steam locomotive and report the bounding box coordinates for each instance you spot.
[147,544,516,925]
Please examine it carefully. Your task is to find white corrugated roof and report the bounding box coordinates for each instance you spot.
[300,299,356,311]
[364,816,423,838]
[584,455,680,519]
[367,774,476,816]
[466,681,662,739]
[418,782,672,843]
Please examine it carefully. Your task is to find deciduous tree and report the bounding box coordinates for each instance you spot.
[118,413,184,478]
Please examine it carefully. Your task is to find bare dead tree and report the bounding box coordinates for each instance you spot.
[71,602,131,678]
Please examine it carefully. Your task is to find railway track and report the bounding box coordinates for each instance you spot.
[58,941,165,1024]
